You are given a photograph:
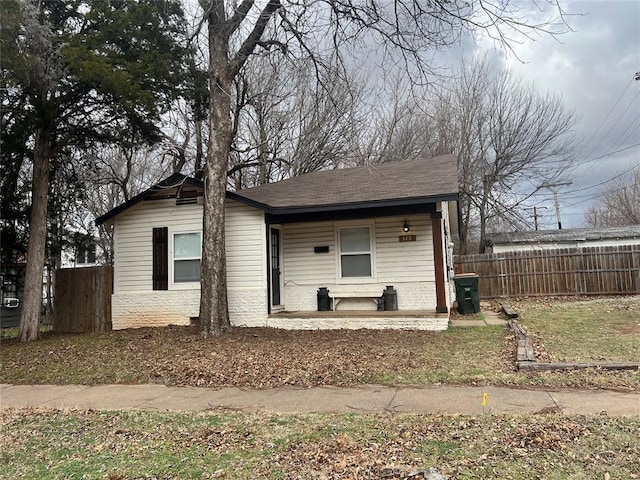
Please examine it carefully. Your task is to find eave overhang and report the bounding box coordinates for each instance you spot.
[96,174,458,227]
[95,174,203,226]
[227,191,458,224]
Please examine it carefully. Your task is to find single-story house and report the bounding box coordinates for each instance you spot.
[486,225,640,253]
[96,154,459,330]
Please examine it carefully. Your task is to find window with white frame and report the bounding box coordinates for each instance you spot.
[173,232,201,283]
[75,243,96,265]
[338,226,372,278]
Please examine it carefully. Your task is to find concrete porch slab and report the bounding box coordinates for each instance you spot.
[267,311,449,331]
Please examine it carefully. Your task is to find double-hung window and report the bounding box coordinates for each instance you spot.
[173,232,201,283]
[338,226,372,278]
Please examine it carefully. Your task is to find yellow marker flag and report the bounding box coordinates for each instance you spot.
[482,392,488,408]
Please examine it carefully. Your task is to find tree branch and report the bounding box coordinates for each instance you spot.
[226,0,257,38]
[230,0,282,77]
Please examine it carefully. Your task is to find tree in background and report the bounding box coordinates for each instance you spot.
[585,168,640,227]
[426,56,577,253]
[72,144,178,266]
[196,0,573,334]
[228,57,365,188]
[335,56,577,254]
[1,0,188,341]
[351,76,435,167]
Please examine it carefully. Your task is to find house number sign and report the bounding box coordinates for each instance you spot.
[398,235,416,242]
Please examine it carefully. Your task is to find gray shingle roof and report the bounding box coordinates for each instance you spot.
[96,155,459,225]
[231,154,458,211]
[488,225,640,245]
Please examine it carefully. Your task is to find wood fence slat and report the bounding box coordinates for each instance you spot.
[454,244,640,298]
[53,266,113,333]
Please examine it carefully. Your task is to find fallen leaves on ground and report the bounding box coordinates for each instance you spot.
[2,407,639,479]
[1,296,637,391]
[0,327,449,388]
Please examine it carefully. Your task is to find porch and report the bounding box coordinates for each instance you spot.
[266,309,450,331]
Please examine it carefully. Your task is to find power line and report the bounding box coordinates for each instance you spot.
[582,89,640,159]
[573,76,634,161]
[564,178,639,205]
[537,143,640,203]
[606,112,640,154]
[565,158,640,196]
[573,89,640,183]
[526,143,640,204]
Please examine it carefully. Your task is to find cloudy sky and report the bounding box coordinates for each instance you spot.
[476,0,640,229]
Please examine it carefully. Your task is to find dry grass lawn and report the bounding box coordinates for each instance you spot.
[1,296,638,391]
[2,407,639,479]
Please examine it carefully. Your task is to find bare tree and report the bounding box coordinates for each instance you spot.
[227,57,365,188]
[585,168,640,227]
[425,56,577,253]
[352,76,436,166]
[196,0,573,334]
[76,145,174,264]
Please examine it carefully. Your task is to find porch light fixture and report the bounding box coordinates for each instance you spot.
[402,219,410,233]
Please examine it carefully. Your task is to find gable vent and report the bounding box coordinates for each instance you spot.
[176,196,198,206]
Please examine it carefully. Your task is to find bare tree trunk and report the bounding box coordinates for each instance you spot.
[199,16,232,335]
[20,126,52,342]
[257,101,269,185]
[478,181,489,254]
[194,117,204,179]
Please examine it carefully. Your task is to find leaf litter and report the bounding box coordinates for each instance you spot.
[2,407,639,479]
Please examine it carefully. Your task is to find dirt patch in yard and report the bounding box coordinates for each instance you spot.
[616,323,640,337]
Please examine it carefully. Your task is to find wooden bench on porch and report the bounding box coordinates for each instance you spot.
[328,288,384,311]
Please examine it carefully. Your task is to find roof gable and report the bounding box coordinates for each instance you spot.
[96,155,459,225]
[95,173,203,225]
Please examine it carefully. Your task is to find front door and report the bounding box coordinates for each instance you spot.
[270,228,281,307]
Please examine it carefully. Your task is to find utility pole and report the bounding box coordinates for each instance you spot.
[543,182,572,229]
[526,206,548,230]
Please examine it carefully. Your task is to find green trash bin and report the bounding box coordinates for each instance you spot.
[453,273,480,314]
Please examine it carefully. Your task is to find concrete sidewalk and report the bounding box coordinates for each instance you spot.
[1,383,638,416]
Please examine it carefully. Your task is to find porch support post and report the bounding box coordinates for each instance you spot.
[265,221,271,315]
[431,213,448,313]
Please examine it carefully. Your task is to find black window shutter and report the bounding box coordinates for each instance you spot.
[152,227,168,290]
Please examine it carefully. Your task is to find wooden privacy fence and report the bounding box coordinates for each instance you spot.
[54,266,113,333]
[454,244,640,298]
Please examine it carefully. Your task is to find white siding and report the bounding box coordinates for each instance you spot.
[225,200,267,290]
[282,221,336,285]
[111,197,268,328]
[281,214,437,311]
[375,215,433,283]
[113,199,203,293]
[225,200,269,326]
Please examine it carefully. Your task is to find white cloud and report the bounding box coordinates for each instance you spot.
[473,0,640,228]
